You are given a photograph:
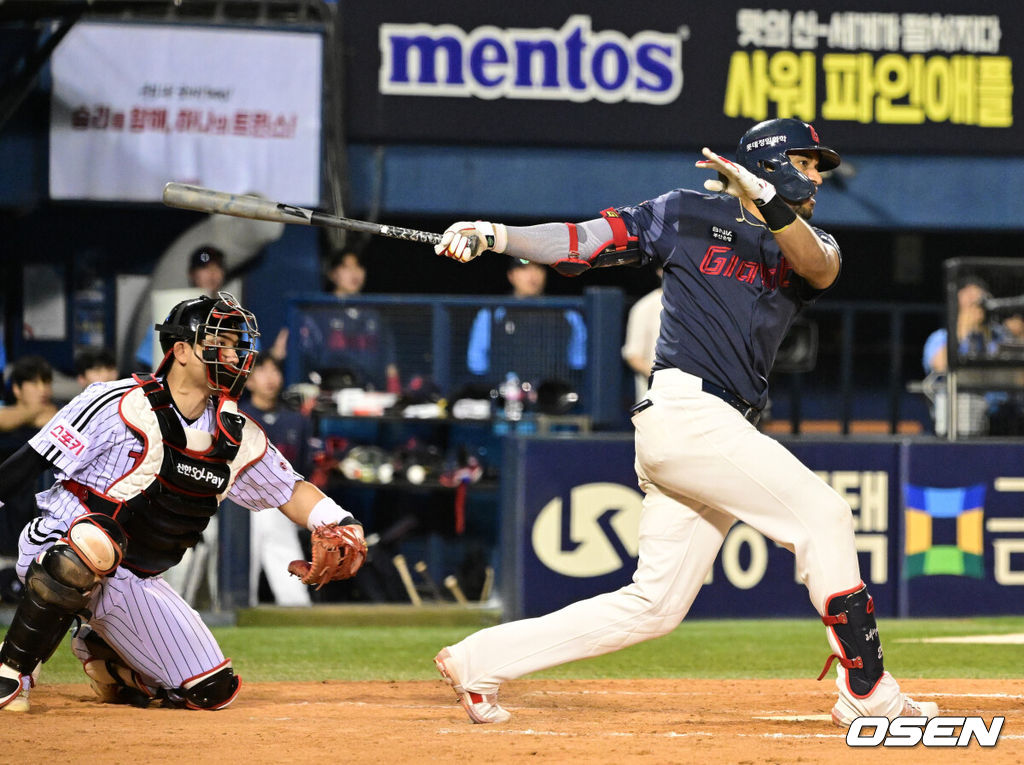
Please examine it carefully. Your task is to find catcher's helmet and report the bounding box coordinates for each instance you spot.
[736,118,840,203]
[154,291,259,398]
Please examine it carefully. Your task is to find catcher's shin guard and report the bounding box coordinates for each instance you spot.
[817,584,884,697]
[0,548,99,675]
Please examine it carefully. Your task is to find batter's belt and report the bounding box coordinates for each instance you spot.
[648,369,761,425]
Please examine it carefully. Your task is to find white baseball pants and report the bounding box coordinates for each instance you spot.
[449,369,862,691]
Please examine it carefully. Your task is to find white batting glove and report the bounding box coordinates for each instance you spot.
[696,147,777,206]
[434,220,508,263]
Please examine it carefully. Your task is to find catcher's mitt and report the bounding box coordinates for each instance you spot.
[288,523,367,589]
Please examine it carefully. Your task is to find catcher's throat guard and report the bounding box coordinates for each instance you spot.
[155,291,259,399]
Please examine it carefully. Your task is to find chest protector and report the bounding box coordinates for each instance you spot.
[66,374,267,576]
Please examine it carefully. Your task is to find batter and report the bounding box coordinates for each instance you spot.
[432,119,939,728]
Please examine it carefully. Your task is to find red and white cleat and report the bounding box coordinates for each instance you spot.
[434,647,511,724]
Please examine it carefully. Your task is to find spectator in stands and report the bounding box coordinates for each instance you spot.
[279,250,401,393]
[0,356,58,562]
[922,276,998,436]
[621,268,664,401]
[239,355,316,606]
[0,356,58,435]
[135,245,230,370]
[466,258,587,384]
[73,347,119,390]
[125,202,284,373]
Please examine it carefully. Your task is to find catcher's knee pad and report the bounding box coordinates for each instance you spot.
[817,583,884,697]
[64,514,127,576]
[179,659,241,710]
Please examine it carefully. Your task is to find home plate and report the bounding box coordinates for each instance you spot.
[753,715,833,722]
[896,633,1024,644]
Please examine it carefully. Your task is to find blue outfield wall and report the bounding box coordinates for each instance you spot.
[345,144,1024,231]
[499,435,1024,620]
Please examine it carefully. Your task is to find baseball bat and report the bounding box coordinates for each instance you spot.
[479,565,495,603]
[414,560,444,602]
[444,574,469,606]
[162,182,456,247]
[392,554,422,606]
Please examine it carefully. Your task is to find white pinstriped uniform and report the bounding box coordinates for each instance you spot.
[17,378,301,690]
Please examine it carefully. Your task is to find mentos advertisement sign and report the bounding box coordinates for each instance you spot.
[379,15,684,104]
[343,1,1022,154]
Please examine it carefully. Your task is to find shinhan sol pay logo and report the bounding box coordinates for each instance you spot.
[379,15,686,104]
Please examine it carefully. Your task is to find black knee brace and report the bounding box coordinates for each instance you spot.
[0,547,97,674]
[817,584,885,697]
[173,660,241,710]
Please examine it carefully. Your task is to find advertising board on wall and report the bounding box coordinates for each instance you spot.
[50,23,323,204]
[502,435,1024,620]
[345,1,1018,154]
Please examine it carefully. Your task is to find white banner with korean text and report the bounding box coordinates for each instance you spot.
[50,22,322,205]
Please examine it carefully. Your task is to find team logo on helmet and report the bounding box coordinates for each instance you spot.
[735,118,841,204]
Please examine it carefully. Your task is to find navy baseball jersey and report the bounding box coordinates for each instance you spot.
[295,306,397,390]
[616,189,840,409]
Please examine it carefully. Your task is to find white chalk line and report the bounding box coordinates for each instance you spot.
[897,633,1024,645]
[525,689,1024,700]
[436,728,1024,741]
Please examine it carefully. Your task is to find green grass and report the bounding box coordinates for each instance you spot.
[29,616,1024,685]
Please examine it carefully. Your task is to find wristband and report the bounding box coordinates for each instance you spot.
[477,221,508,253]
[306,496,354,531]
[756,194,798,233]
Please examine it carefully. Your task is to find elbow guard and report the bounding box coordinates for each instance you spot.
[552,208,641,277]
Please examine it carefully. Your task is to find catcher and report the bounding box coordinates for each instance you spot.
[0,293,366,712]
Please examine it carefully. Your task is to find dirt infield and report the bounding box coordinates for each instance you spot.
[5,678,1021,764]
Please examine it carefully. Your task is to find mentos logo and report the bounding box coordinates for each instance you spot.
[379,15,685,104]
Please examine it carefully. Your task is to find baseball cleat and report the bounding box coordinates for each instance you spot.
[832,691,939,727]
[434,647,510,724]
[0,663,27,711]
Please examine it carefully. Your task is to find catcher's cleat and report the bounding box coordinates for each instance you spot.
[0,662,29,711]
[831,671,939,727]
[434,647,510,724]
[83,659,155,708]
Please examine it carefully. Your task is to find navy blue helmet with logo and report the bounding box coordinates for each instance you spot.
[736,118,841,203]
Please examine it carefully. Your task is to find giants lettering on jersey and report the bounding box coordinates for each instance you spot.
[699,245,792,290]
[46,422,89,458]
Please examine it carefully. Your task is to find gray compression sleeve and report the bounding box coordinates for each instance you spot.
[504,218,615,265]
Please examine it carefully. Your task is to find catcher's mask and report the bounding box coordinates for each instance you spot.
[154,291,260,399]
[735,118,840,203]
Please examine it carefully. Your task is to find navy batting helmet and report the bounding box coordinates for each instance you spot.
[736,118,840,203]
[154,291,259,398]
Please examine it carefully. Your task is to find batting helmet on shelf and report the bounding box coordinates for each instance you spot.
[735,118,841,203]
[154,291,260,399]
